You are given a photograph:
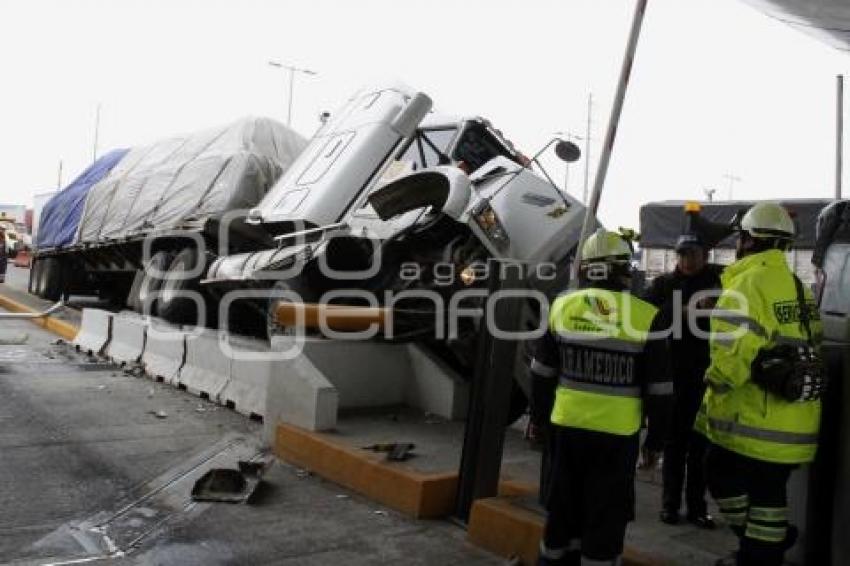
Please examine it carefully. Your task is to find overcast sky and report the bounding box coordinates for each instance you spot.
[0,0,847,230]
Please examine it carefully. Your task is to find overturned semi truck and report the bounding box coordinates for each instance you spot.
[37,84,593,420]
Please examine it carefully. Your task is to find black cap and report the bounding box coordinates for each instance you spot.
[675,234,704,252]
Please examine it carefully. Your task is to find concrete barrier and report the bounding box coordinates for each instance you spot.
[142,322,186,384]
[72,309,113,356]
[264,337,468,436]
[219,335,273,419]
[105,312,147,365]
[406,344,469,420]
[264,337,339,439]
[180,328,231,400]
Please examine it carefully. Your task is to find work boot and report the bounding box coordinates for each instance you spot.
[783,524,798,550]
[659,508,680,525]
[687,512,716,529]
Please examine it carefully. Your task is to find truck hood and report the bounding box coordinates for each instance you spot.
[251,83,432,235]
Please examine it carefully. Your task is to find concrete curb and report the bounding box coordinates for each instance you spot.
[467,497,668,566]
[274,422,667,566]
[0,293,79,340]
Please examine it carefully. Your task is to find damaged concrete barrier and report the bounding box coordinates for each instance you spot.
[142,321,186,384]
[179,328,231,401]
[72,308,113,356]
[105,312,147,365]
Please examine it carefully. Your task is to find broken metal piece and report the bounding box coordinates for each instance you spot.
[360,442,416,462]
[191,460,268,503]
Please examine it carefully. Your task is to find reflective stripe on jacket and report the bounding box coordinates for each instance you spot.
[548,288,660,435]
[695,249,822,464]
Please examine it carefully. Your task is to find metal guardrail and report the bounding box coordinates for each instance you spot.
[0,300,64,319]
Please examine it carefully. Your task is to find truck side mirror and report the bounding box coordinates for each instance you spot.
[554,140,581,163]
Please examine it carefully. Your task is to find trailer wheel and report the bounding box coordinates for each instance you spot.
[157,247,208,326]
[133,251,173,315]
[126,270,145,311]
[29,258,41,296]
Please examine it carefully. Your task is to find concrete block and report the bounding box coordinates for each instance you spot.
[72,309,113,356]
[405,344,469,420]
[105,312,146,365]
[264,336,338,439]
[220,335,272,419]
[180,328,231,400]
[142,322,186,384]
[305,339,408,409]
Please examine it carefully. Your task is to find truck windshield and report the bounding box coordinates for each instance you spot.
[398,128,458,171]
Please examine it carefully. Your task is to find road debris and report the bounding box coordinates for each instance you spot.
[361,442,416,462]
[149,410,168,419]
[191,460,268,504]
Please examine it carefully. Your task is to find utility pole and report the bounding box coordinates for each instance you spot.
[837,74,844,199]
[724,173,742,200]
[57,159,63,189]
[583,93,593,205]
[704,188,716,202]
[92,103,101,162]
[268,61,318,127]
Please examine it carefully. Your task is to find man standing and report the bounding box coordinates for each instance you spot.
[696,202,823,566]
[529,229,672,566]
[643,233,721,528]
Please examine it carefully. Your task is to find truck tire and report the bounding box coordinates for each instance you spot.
[157,247,208,326]
[133,251,173,315]
[42,257,63,301]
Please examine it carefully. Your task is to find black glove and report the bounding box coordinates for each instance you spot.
[752,345,826,402]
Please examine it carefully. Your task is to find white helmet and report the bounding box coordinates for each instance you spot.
[740,202,795,240]
[580,229,632,264]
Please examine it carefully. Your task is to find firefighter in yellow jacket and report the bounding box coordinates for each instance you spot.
[695,202,824,566]
[530,229,672,566]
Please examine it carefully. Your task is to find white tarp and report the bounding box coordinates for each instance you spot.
[76,117,307,243]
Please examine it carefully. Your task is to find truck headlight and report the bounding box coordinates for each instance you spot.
[473,204,510,250]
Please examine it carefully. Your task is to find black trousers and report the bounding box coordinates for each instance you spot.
[662,386,708,516]
[705,443,795,566]
[541,426,639,564]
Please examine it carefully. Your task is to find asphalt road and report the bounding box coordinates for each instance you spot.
[0,313,500,566]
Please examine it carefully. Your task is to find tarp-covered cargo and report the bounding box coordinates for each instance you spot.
[640,199,831,249]
[76,117,307,244]
[37,148,129,249]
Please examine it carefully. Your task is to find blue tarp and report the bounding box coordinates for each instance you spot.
[37,148,129,249]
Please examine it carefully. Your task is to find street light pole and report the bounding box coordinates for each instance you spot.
[723,173,742,200]
[268,61,318,127]
[92,103,101,162]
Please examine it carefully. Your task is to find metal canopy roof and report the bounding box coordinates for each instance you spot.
[743,0,850,51]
